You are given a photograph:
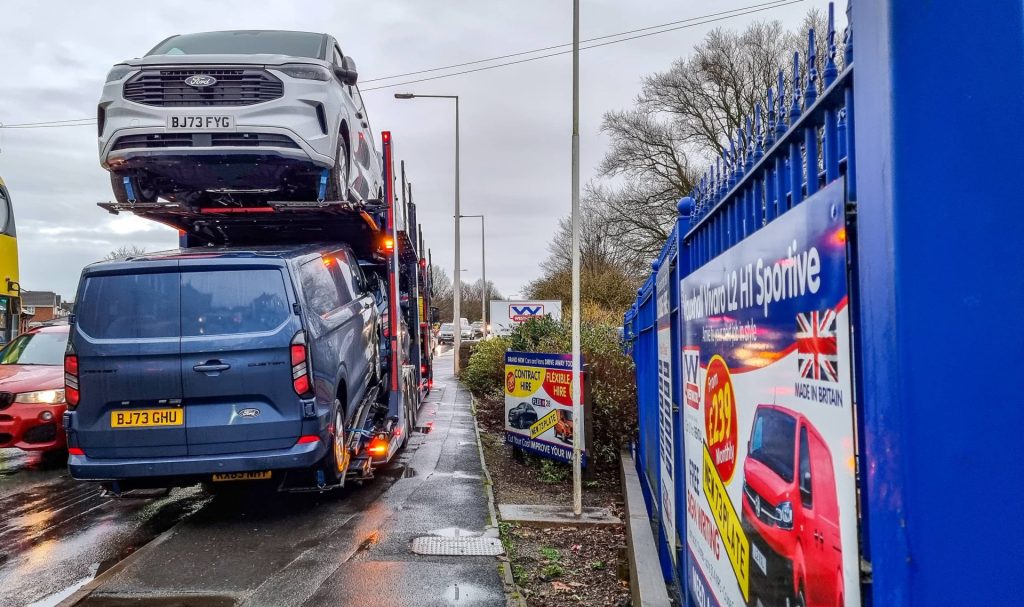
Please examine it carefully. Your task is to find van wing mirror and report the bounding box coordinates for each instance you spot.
[430,307,440,323]
[336,56,358,85]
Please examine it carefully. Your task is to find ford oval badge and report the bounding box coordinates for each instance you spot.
[238,408,260,418]
[184,75,217,88]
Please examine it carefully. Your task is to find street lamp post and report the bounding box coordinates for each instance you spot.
[460,214,487,337]
[395,93,462,371]
[570,0,583,517]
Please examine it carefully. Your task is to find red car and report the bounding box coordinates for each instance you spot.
[741,405,843,607]
[553,409,574,445]
[0,324,70,452]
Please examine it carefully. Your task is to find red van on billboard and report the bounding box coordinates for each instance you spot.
[740,405,843,607]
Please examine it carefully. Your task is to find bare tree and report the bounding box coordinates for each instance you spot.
[429,264,454,322]
[528,198,642,314]
[590,11,831,268]
[103,245,147,261]
[458,278,503,323]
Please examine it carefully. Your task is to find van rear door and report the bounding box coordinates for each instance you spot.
[73,264,185,458]
[178,261,302,456]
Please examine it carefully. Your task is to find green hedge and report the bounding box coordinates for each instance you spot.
[461,316,636,466]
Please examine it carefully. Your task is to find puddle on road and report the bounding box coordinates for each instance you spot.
[0,449,67,479]
[442,581,502,605]
[375,464,418,479]
[26,563,98,607]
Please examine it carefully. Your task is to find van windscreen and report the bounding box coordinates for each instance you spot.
[182,269,290,336]
[748,408,797,483]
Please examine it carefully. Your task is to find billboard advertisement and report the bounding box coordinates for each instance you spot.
[504,351,584,463]
[656,256,677,563]
[681,181,860,607]
[489,300,563,336]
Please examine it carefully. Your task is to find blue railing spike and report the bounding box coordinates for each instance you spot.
[738,133,746,174]
[777,70,789,136]
[844,0,854,65]
[805,30,819,108]
[714,159,722,199]
[753,104,765,161]
[790,53,802,123]
[744,118,755,171]
[717,158,725,198]
[765,89,776,147]
[823,2,839,85]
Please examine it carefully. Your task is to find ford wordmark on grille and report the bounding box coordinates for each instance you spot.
[184,75,217,87]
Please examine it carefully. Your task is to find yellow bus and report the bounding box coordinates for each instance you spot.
[0,177,19,344]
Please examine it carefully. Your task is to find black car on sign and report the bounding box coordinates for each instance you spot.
[507,402,538,430]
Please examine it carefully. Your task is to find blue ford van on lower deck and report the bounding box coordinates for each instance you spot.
[64,244,380,488]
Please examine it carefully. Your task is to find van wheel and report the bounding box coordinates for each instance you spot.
[332,407,350,478]
[325,135,350,201]
[322,401,350,482]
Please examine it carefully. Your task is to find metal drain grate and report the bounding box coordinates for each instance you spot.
[411,536,504,556]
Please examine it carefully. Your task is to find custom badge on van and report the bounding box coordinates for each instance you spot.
[238,408,261,418]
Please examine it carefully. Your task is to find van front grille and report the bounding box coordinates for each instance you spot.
[124,68,284,107]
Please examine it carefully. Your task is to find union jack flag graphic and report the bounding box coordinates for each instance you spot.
[796,309,839,382]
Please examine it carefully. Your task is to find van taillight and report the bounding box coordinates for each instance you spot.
[291,331,312,396]
[65,353,80,408]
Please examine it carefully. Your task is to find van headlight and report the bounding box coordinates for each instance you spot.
[776,501,793,529]
[15,389,66,404]
[276,64,331,81]
[106,64,134,82]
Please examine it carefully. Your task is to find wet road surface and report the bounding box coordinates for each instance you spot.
[0,450,209,607]
[2,348,504,607]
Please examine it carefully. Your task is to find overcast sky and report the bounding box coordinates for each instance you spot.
[0,0,813,300]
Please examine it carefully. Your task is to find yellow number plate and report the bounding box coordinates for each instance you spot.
[111,408,183,428]
[212,471,272,482]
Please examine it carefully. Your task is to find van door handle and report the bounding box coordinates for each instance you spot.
[194,362,231,373]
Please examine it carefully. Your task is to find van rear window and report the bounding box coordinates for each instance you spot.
[181,269,289,336]
[77,272,180,339]
[77,269,290,339]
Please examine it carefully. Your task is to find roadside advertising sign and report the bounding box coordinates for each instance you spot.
[681,182,860,607]
[489,300,563,336]
[504,351,584,463]
[656,256,677,563]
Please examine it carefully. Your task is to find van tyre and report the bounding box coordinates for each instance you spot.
[321,400,349,483]
[325,135,350,201]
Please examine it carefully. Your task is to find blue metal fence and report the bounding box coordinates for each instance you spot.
[625,0,1024,603]
[624,1,860,602]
